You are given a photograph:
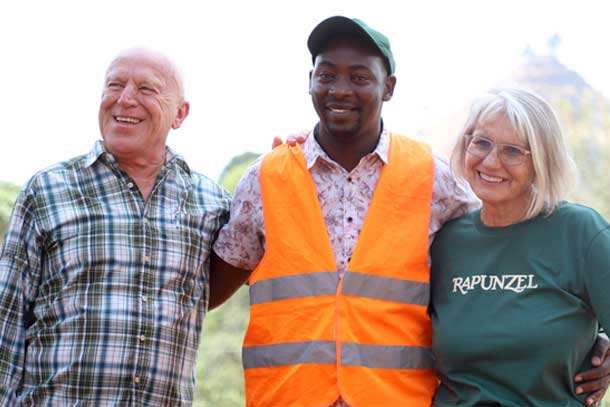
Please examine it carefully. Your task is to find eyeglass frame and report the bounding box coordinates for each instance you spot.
[465,134,532,166]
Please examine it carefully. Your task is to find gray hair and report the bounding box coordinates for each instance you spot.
[450,88,577,219]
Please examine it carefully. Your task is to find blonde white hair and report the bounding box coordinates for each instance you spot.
[451,88,577,219]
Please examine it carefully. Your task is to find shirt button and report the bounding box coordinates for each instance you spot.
[127,182,134,189]
[134,376,141,384]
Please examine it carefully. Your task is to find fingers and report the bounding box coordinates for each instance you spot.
[286,132,308,147]
[576,364,609,383]
[575,348,610,406]
[575,376,607,393]
[583,389,604,406]
[591,333,610,366]
[575,374,610,406]
[271,136,283,149]
[271,132,309,149]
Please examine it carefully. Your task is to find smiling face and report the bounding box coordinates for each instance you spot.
[309,36,395,140]
[465,112,535,216]
[99,49,189,162]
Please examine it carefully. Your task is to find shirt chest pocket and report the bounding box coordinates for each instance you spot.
[155,208,216,301]
[149,207,223,330]
[42,195,110,288]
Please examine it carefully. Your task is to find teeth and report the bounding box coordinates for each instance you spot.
[115,116,141,124]
[479,173,504,183]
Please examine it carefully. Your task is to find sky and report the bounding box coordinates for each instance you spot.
[2,0,610,186]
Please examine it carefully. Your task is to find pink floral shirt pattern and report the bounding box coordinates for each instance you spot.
[213,129,478,406]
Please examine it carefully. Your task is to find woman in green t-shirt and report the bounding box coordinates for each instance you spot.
[430,88,610,406]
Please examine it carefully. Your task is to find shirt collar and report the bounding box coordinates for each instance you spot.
[302,125,390,170]
[84,140,107,168]
[84,140,191,175]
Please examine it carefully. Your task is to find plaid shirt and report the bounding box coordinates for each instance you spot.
[0,141,230,406]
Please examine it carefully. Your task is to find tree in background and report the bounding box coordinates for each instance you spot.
[510,52,610,218]
[217,152,260,194]
[195,153,258,407]
[0,181,20,243]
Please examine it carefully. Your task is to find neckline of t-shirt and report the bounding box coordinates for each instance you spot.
[471,208,543,235]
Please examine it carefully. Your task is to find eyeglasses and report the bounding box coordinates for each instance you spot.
[466,135,531,166]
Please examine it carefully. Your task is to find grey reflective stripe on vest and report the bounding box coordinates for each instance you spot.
[342,343,434,369]
[250,272,339,305]
[243,341,433,370]
[243,341,336,369]
[342,272,430,305]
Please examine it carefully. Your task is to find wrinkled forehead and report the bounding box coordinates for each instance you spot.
[106,55,167,82]
[104,52,183,97]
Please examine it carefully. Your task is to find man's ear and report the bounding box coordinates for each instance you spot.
[172,101,190,129]
[383,75,397,102]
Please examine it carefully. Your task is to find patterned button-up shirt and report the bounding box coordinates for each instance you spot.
[0,141,230,406]
[214,128,478,407]
[214,128,478,272]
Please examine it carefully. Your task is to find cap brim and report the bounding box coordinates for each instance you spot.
[307,16,375,59]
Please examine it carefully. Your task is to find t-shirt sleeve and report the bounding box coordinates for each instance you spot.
[212,161,265,271]
[583,226,610,331]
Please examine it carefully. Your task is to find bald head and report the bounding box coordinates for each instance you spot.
[99,47,190,165]
[106,48,185,101]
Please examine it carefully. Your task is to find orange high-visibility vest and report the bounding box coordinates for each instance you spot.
[243,133,436,407]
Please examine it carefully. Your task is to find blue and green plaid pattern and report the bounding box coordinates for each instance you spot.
[0,141,230,405]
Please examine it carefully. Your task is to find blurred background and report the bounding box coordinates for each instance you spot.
[2,0,610,405]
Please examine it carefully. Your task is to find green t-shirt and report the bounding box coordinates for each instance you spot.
[430,202,610,407]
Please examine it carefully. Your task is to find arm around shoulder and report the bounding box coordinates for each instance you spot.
[430,154,479,231]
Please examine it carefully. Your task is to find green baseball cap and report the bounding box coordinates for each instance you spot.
[307,16,395,75]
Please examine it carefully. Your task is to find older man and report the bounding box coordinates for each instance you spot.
[0,49,229,405]
[209,16,610,407]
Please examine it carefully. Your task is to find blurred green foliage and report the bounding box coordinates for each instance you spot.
[0,181,20,243]
[510,54,610,218]
[195,287,249,406]
[195,152,257,405]
[217,152,260,194]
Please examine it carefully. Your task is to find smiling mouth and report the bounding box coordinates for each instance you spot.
[114,116,142,124]
[478,172,505,183]
[326,105,358,115]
